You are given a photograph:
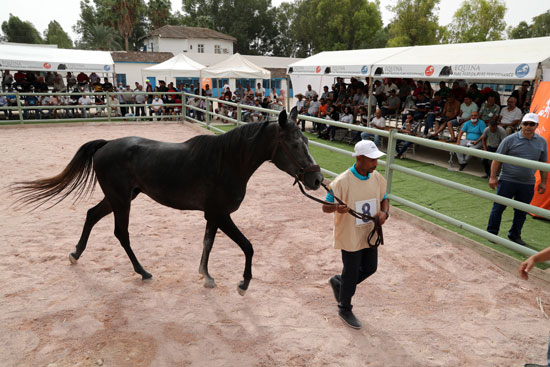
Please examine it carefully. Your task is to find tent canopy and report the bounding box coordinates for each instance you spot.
[0,43,114,73]
[201,53,270,79]
[288,37,550,82]
[142,53,205,77]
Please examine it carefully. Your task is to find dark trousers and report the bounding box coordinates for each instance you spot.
[396,140,413,155]
[487,180,535,239]
[337,247,378,311]
[482,146,498,176]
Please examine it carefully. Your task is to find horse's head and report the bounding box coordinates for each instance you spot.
[271,107,323,190]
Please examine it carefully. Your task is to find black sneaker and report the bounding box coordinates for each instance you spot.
[338,309,362,329]
[459,163,467,171]
[508,235,528,246]
[328,276,340,302]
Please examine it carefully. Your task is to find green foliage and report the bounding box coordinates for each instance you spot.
[531,10,550,37]
[448,0,507,43]
[44,21,73,48]
[507,21,533,39]
[147,0,172,29]
[1,14,43,44]
[75,23,122,50]
[387,0,441,47]
[291,0,384,56]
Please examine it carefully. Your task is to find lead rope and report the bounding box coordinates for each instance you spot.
[294,179,384,248]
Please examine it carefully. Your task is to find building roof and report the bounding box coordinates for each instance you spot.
[111,51,174,63]
[187,54,302,69]
[149,25,237,43]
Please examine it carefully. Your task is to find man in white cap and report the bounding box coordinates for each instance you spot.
[322,140,390,329]
[487,112,548,246]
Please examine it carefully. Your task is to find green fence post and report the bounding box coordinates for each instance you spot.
[106,92,111,122]
[237,103,242,124]
[206,97,211,129]
[16,91,23,124]
[181,92,186,122]
[385,128,398,195]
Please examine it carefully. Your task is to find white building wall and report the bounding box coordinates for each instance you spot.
[115,63,155,87]
[154,38,233,55]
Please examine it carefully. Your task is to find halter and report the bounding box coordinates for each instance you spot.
[270,124,321,184]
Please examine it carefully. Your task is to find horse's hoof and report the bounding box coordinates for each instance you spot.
[69,253,78,264]
[237,285,247,296]
[203,278,217,288]
[141,272,153,281]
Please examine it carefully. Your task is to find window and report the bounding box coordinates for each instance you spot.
[116,74,127,87]
[215,45,221,54]
[198,44,204,53]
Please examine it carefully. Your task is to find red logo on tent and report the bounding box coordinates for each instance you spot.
[43,63,52,69]
[425,65,434,76]
[315,66,321,73]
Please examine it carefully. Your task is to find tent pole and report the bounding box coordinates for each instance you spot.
[285,75,290,111]
[367,75,374,122]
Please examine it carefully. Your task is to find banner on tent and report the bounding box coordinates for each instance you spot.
[0,59,113,73]
[372,63,538,80]
[530,81,550,213]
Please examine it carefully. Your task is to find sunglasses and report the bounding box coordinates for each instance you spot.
[522,122,537,127]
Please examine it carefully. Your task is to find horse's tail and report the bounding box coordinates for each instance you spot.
[10,139,109,210]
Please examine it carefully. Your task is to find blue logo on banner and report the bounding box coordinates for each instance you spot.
[361,65,368,74]
[104,65,111,71]
[515,64,529,78]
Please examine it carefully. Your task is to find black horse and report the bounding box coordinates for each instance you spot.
[11,107,323,295]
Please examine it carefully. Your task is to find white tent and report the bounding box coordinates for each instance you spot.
[201,53,271,79]
[287,37,550,95]
[371,37,550,82]
[142,53,205,77]
[0,43,114,73]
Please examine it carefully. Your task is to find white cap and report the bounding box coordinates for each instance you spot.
[352,140,385,159]
[522,113,539,123]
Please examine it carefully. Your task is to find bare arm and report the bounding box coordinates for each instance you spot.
[519,246,550,280]
[322,203,348,213]
[489,160,502,189]
[538,171,548,194]
[456,129,464,145]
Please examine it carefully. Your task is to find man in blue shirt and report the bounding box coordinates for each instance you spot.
[456,111,486,171]
[487,113,548,246]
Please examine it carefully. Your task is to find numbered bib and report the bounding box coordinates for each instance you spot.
[354,198,378,226]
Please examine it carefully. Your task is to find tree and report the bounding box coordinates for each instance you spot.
[106,0,146,51]
[147,0,172,30]
[271,2,300,57]
[386,0,441,47]
[531,10,550,37]
[44,21,73,48]
[448,0,507,43]
[76,23,122,50]
[290,0,384,57]
[181,0,278,55]
[1,14,43,44]
[507,21,532,39]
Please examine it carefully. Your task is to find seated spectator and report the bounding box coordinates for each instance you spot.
[381,89,400,117]
[23,92,40,120]
[511,81,532,113]
[437,81,451,100]
[251,99,263,122]
[0,94,8,119]
[412,80,424,97]
[373,80,385,107]
[423,92,444,137]
[455,111,486,171]
[102,77,113,92]
[6,89,17,119]
[423,81,434,99]
[78,93,93,118]
[77,72,89,90]
[395,112,421,159]
[467,83,483,107]
[481,120,506,178]
[95,89,105,117]
[241,95,254,121]
[90,72,100,86]
[40,95,51,118]
[245,85,254,98]
[318,104,340,140]
[479,95,500,126]
[401,93,429,125]
[123,85,135,116]
[187,96,203,121]
[498,96,523,135]
[450,81,466,102]
[429,94,461,139]
[60,94,73,118]
[445,95,478,142]
[255,82,264,99]
[318,97,329,119]
[52,72,65,92]
[66,72,77,92]
[304,84,318,99]
[2,70,14,92]
[150,95,164,120]
[383,78,398,99]
[361,108,386,147]
[320,85,330,101]
[334,84,348,110]
[304,95,321,132]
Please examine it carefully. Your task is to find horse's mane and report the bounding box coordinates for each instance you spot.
[186,120,275,175]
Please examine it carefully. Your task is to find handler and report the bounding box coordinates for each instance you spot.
[322,140,389,329]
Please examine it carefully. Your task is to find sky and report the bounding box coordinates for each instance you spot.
[1,0,549,44]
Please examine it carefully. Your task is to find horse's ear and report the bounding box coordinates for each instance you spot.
[278,109,288,127]
[289,106,298,122]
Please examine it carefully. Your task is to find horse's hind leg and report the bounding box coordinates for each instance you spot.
[70,197,113,264]
[218,214,254,296]
[199,219,218,288]
[111,200,152,280]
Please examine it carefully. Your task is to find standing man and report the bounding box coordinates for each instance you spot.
[487,113,548,246]
[323,140,389,329]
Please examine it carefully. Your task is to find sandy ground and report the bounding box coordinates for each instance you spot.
[1,122,550,367]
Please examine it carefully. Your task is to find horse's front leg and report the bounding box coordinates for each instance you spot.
[199,219,218,288]
[218,214,253,296]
